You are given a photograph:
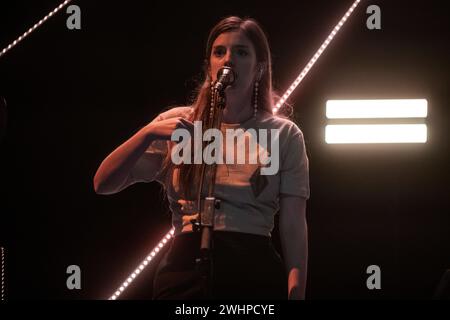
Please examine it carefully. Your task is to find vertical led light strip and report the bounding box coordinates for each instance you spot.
[1,247,4,301]
[0,0,73,59]
[109,228,175,300]
[325,99,428,144]
[273,0,363,113]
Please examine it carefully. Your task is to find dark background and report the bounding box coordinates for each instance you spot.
[0,0,449,300]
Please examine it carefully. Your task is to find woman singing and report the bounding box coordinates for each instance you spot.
[94,16,310,300]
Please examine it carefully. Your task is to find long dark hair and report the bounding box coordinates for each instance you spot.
[159,16,289,200]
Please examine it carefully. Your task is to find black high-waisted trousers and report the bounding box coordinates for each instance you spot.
[153,231,287,300]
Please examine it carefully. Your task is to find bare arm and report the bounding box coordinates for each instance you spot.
[279,195,308,300]
[93,125,156,195]
[93,117,193,195]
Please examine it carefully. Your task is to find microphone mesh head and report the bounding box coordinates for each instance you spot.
[215,67,236,91]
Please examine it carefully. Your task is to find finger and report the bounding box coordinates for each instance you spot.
[178,118,195,138]
[173,117,187,129]
[179,117,194,128]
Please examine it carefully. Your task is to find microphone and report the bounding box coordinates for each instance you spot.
[214,66,236,92]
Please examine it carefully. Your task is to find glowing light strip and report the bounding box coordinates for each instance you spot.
[325,124,427,144]
[273,0,362,114]
[326,99,428,118]
[109,228,175,300]
[0,0,73,59]
[1,247,4,301]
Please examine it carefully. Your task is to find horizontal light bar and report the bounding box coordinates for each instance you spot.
[326,99,428,119]
[325,124,427,144]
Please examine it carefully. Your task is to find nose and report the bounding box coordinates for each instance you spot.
[224,51,234,68]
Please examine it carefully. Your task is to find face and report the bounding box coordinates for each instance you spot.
[209,30,259,94]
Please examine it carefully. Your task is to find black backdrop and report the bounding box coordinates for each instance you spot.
[0,0,449,299]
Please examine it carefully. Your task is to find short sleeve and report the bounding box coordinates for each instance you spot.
[128,106,193,184]
[279,125,310,199]
[129,139,168,183]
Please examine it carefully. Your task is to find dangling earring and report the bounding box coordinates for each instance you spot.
[253,67,264,118]
[253,80,259,118]
[209,81,215,118]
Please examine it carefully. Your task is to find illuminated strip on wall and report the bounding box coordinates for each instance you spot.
[273,0,363,113]
[1,247,4,301]
[109,228,175,300]
[325,124,427,144]
[325,99,428,144]
[0,0,73,59]
[326,99,428,118]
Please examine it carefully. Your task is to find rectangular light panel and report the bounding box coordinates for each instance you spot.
[325,124,427,144]
[325,99,428,144]
[326,99,428,119]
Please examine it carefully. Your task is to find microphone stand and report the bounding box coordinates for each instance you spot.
[194,82,226,299]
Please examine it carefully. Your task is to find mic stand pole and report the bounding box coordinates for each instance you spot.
[195,84,225,299]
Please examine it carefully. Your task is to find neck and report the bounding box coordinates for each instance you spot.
[221,89,253,124]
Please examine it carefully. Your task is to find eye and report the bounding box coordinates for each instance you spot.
[237,49,249,57]
[213,47,225,57]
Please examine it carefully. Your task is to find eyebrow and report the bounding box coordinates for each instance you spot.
[213,44,250,49]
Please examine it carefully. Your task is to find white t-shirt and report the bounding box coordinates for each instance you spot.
[128,106,310,236]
